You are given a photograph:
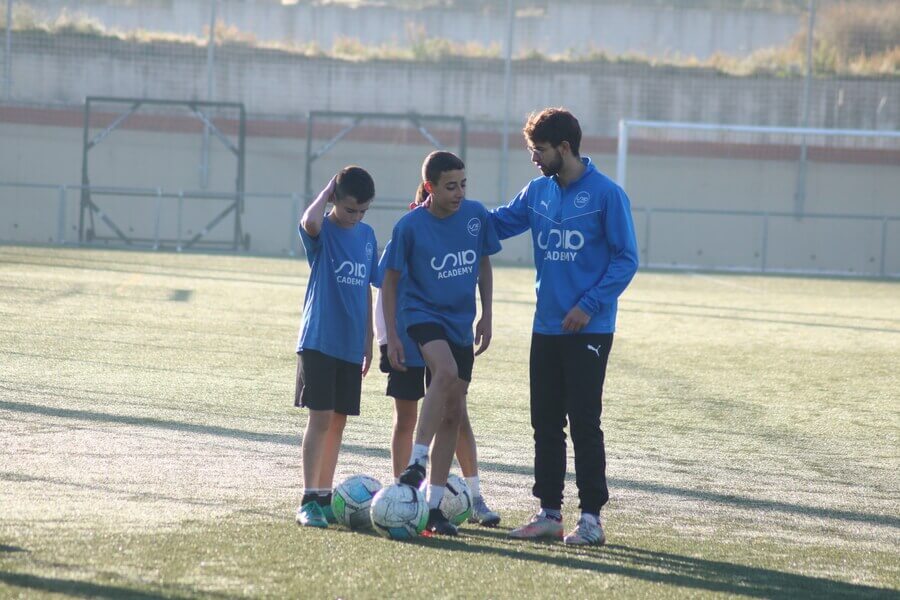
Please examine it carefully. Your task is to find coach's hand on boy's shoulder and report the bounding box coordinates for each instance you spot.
[386,335,407,372]
[562,305,591,333]
[474,316,492,356]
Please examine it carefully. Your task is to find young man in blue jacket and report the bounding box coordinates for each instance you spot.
[490,108,639,545]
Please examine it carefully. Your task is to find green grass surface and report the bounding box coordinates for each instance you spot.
[1,245,898,599]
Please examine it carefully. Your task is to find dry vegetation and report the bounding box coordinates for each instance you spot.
[1,1,897,76]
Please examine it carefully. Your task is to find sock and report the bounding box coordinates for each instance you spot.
[581,512,599,526]
[465,475,481,498]
[316,491,332,506]
[301,488,324,505]
[540,508,562,521]
[427,484,445,510]
[410,444,429,466]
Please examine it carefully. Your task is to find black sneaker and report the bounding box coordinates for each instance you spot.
[426,508,458,536]
[398,462,426,489]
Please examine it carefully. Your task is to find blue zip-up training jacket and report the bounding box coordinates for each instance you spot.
[489,157,638,335]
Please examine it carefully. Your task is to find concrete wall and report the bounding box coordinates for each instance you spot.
[7,33,900,135]
[27,0,801,59]
[3,120,898,276]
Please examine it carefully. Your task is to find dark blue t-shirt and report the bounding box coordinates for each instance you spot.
[385,200,501,347]
[297,217,379,364]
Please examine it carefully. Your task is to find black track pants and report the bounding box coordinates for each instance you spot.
[529,332,613,514]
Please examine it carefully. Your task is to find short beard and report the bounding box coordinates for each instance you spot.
[540,155,563,177]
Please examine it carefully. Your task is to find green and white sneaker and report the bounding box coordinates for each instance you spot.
[296,501,328,528]
[320,502,337,525]
[468,495,501,527]
[563,515,606,546]
[508,513,563,540]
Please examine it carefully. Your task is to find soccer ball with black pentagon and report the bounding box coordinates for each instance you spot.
[370,483,429,540]
[440,474,473,526]
[331,474,382,529]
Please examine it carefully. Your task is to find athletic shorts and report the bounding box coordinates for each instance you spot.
[378,344,430,401]
[294,349,362,415]
[406,322,475,383]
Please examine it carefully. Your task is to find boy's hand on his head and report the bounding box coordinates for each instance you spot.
[324,175,338,203]
[474,316,492,356]
[386,337,407,372]
[562,305,590,332]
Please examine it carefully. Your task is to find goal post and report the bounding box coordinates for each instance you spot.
[79,96,247,251]
[615,119,900,278]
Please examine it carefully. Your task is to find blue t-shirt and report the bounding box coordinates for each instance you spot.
[385,200,501,347]
[297,216,380,364]
[374,241,424,368]
[489,157,639,335]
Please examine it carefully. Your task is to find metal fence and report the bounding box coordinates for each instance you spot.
[3,180,897,278]
[1,0,898,275]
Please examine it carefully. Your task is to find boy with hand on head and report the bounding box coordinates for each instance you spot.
[294,166,379,528]
[382,151,501,536]
[373,183,501,527]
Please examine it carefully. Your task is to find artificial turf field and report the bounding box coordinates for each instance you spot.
[0,245,897,599]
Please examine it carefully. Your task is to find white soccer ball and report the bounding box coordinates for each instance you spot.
[331,475,382,530]
[370,483,429,540]
[440,474,473,526]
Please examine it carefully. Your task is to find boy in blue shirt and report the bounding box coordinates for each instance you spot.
[382,151,501,535]
[294,166,379,528]
[491,108,639,545]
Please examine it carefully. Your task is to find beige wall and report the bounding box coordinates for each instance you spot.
[2,121,898,276]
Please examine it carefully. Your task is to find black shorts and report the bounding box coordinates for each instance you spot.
[378,344,430,401]
[294,349,362,415]
[406,322,475,383]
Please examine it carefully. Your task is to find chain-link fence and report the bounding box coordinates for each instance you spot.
[1,0,898,275]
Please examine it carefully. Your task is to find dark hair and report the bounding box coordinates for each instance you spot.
[421,151,465,185]
[413,182,428,206]
[334,166,375,204]
[523,108,582,156]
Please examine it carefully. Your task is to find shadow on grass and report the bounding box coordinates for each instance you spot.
[3,399,898,531]
[0,471,229,509]
[0,546,27,553]
[626,307,900,334]
[625,298,900,325]
[0,571,230,600]
[0,255,304,289]
[417,533,893,599]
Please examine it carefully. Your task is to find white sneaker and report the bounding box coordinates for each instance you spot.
[468,495,501,527]
[563,515,606,546]
[508,513,564,540]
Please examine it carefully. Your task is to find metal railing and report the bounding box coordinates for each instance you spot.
[634,206,899,279]
[2,180,898,278]
[0,180,413,256]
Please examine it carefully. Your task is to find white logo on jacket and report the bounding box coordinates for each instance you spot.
[537,228,584,262]
[467,218,481,237]
[431,250,477,279]
[574,191,590,209]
